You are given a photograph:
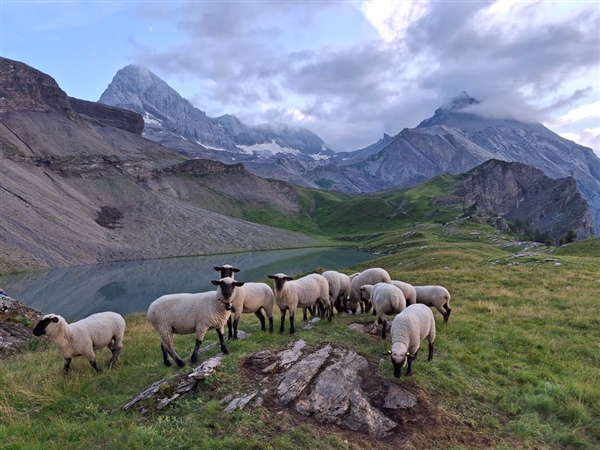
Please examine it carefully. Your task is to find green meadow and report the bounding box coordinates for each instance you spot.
[1,178,599,449]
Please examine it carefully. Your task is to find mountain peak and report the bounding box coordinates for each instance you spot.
[442,91,479,112]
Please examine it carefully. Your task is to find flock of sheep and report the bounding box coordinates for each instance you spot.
[32,264,451,378]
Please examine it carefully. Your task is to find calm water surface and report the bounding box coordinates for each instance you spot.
[1,247,375,321]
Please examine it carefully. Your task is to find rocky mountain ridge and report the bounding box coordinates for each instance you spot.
[98,68,600,235]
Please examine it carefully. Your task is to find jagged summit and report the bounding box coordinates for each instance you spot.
[441,91,480,112]
[99,65,332,159]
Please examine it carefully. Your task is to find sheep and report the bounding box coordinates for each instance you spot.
[322,270,353,314]
[147,277,244,367]
[212,265,274,339]
[32,312,125,375]
[359,283,406,339]
[348,268,391,314]
[214,264,240,279]
[414,285,452,323]
[391,280,417,305]
[268,273,330,334]
[389,304,436,377]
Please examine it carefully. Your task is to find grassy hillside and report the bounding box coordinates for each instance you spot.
[1,224,598,449]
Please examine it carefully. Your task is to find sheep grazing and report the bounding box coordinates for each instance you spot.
[389,304,436,377]
[360,283,406,339]
[322,270,353,314]
[212,265,275,339]
[268,273,330,334]
[391,280,417,305]
[32,312,125,375]
[414,285,452,323]
[348,268,391,314]
[147,277,244,367]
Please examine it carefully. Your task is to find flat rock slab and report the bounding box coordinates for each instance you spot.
[244,341,418,438]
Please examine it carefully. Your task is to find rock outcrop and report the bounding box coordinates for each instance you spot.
[0,296,44,357]
[69,97,144,135]
[456,160,595,243]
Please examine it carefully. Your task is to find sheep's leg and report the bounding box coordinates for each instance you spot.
[302,307,309,321]
[88,358,102,373]
[191,339,202,364]
[232,316,242,340]
[381,317,387,339]
[406,354,416,376]
[434,304,447,322]
[227,316,234,339]
[289,307,296,335]
[268,316,274,334]
[216,329,229,355]
[162,337,185,368]
[109,346,122,368]
[254,309,266,332]
[160,343,172,367]
[63,357,72,375]
[279,309,287,334]
[428,341,434,361]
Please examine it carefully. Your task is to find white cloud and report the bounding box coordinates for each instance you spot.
[359,0,430,43]
[560,128,600,155]
[550,101,600,127]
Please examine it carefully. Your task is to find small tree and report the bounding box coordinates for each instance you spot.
[565,229,577,244]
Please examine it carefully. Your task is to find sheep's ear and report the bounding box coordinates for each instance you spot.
[405,352,410,356]
[285,276,293,281]
[52,317,59,323]
[234,281,244,287]
[213,266,222,271]
[211,280,220,286]
[232,268,240,273]
[268,275,275,279]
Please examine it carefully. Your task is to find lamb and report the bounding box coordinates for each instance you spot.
[322,270,353,314]
[268,273,330,334]
[389,304,436,377]
[359,283,406,339]
[391,280,417,305]
[212,265,274,339]
[414,285,452,323]
[32,312,125,375]
[147,277,244,367]
[348,268,391,313]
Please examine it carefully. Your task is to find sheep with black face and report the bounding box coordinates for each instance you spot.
[147,277,243,367]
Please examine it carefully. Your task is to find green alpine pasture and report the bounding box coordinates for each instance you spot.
[1,180,599,449]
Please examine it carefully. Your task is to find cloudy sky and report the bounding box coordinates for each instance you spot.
[2,1,599,155]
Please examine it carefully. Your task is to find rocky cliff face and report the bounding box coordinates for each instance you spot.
[69,97,144,135]
[456,160,595,243]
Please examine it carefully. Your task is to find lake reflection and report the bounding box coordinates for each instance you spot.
[1,248,375,321]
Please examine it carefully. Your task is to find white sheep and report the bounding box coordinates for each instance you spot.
[228,282,275,339]
[359,283,406,339]
[212,265,275,339]
[391,280,417,305]
[348,268,391,313]
[268,273,330,334]
[147,277,244,367]
[414,285,452,323]
[322,270,353,314]
[389,304,436,377]
[32,312,125,375]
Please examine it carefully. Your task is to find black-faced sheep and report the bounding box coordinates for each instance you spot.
[360,283,406,339]
[212,265,275,340]
[268,273,329,334]
[389,304,436,377]
[348,268,391,313]
[32,312,125,375]
[414,285,452,323]
[147,277,243,367]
